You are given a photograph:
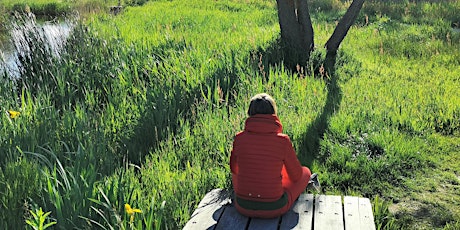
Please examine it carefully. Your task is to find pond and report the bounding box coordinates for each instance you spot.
[0,14,73,79]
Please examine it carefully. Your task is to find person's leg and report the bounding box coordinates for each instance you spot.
[282,166,311,207]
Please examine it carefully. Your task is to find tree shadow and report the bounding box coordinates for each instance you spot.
[250,36,285,81]
[124,35,342,173]
[298,50,341,165]
[122,42,240,165]
[254,39,342,166]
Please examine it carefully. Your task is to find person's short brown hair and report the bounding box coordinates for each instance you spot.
[248,93,277,116]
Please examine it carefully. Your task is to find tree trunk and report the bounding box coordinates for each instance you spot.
[276,0,314,70]
[325,0,365,53]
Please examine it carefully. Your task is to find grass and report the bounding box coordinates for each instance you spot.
[0,0,72,16]
[0,0,177,19]
[1,0,459,229]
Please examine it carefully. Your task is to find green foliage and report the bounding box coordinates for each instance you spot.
[6,1,71,16]
[125,0,149,6]
[0,0,118,16]
[372,195,399,230]
[0,158,44,229]
[362,0,460,26]
[444,221,460,230]
[25,144,98,228]
[25,207,57,230]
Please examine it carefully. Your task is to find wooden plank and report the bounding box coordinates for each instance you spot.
[280,193,314,230]
[183,189,229,230]
[185,189,376,230]
[344,196,376,230]
[248,217,280,230]
[214,204,249,230]
[358,197,375,230]
[314,195,343,230]
[344,196,360,230]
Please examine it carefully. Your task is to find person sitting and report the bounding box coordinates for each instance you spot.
[230,93,318,218]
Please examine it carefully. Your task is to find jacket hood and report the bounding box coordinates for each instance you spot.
[244,114,283,134]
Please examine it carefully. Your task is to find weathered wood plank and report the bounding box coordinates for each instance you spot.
[280,193,314,230]
[183,189,229,230]
[215,204,249,230]
[358,197,375,230]
[184,189,376,230]
[344,196,376,230]
[248,217,280,230]
[344,196,361,230]
[314,195,343,230]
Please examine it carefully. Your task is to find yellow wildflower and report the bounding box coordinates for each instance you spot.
[124,203,142,223]
[8,110,20,119]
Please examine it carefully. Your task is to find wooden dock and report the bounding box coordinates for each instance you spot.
[183,189,375,230]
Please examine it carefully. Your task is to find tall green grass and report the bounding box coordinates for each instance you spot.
[0,0,72,16]
[0,0,125,18]
[1,0,282,228]
[1,0,459,229]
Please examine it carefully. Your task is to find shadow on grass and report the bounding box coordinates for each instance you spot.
[298,51,341,166]
[254,39,342,166]
[123,45,240,165]
[124,37,342,170]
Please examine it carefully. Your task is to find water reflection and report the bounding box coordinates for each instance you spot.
[0,14,73,79]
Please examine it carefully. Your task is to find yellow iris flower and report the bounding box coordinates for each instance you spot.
[124,204,142,223]
[8,110,20,119]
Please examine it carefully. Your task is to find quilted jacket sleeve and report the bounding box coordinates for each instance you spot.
[230,140,238,174]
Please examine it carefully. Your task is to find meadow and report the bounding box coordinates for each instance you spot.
[0,0,459,229]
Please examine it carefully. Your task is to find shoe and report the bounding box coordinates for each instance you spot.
[307,173,321,192]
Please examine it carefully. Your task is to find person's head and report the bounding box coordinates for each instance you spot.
[248,93,277,116]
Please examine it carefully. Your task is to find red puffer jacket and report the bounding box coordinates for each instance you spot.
[230,114,303,202]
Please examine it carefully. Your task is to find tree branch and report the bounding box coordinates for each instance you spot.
[325,0,365,52]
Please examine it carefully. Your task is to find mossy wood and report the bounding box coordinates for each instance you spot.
[183,189,375,230]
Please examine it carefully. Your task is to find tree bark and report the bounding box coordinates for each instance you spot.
[325,0,365,53]
[276,0,314,70]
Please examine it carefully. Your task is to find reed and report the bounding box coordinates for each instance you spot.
[0,0,121,17]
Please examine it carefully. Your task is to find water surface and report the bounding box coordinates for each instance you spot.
[0,15,73,78]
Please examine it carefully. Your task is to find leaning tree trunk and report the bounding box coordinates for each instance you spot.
[325,0,365,53]
[276,0,314,71]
